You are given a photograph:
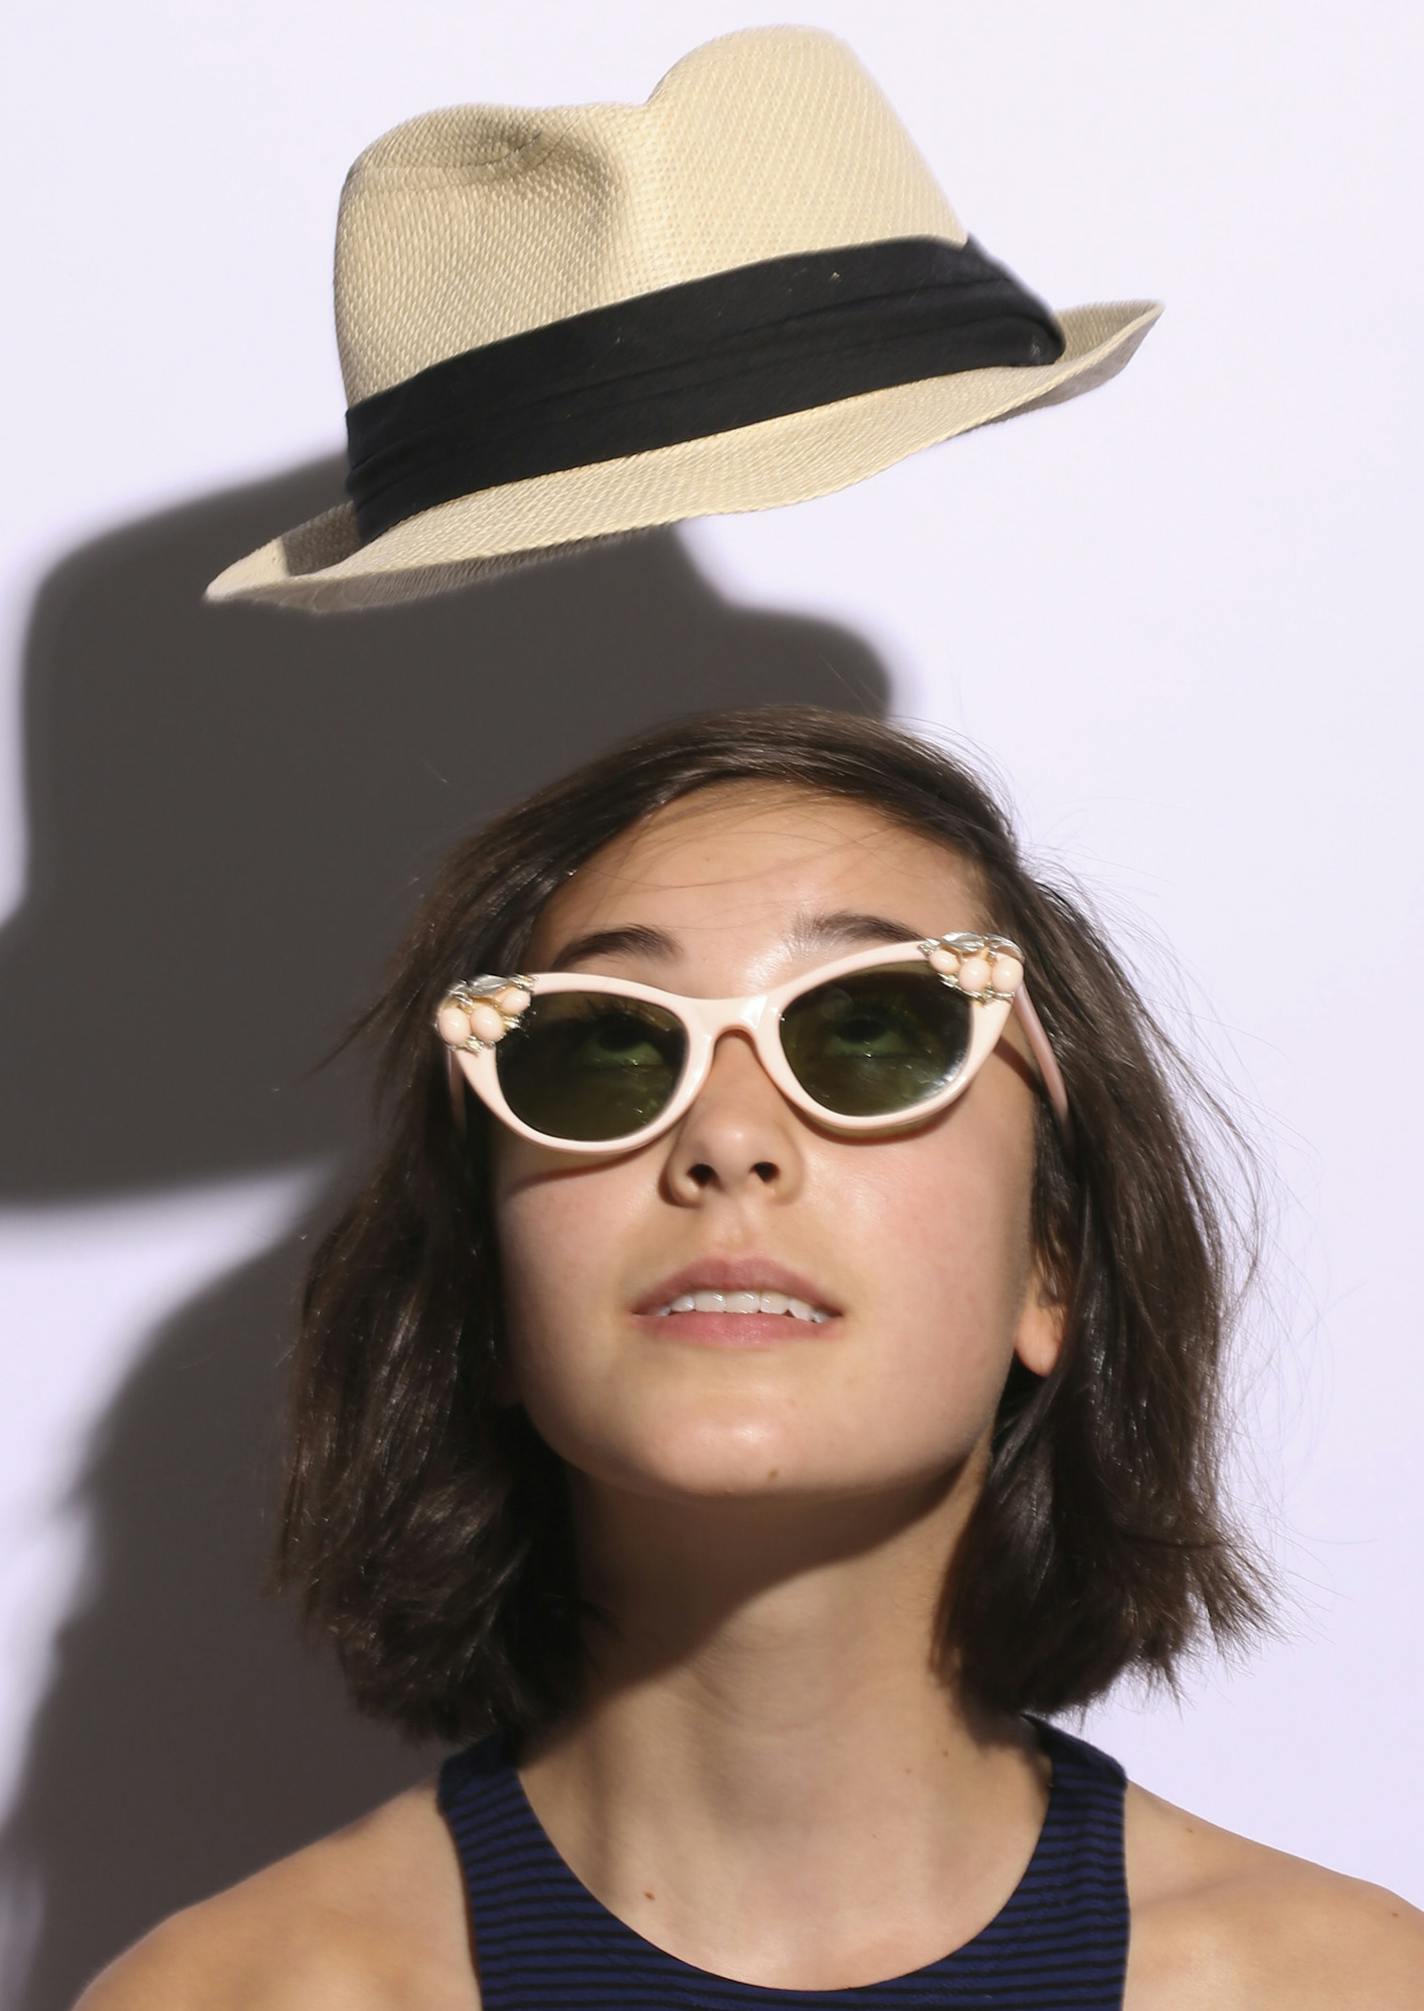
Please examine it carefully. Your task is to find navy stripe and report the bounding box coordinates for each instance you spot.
[436,1711,1129,2008]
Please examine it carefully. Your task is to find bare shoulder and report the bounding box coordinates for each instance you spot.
[72,1771,479,2010]
[1123,1776,1424,2009]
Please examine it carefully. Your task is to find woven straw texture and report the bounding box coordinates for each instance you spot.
[206,25,1162,612]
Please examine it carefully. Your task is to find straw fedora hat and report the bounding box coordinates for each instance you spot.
[204,24,1162,613]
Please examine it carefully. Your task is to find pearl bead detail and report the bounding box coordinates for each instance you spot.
[468,1002,507,1043]
[436,1002,472,1045]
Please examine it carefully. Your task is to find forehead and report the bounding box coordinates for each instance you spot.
[525,782,984,961]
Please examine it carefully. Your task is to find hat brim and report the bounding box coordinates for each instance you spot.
[204,299,1161,614]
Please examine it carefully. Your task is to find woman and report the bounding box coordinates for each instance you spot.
[79,705,1422,2007]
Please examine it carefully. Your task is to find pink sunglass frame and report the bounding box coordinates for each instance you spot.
[436,933,1070,1156]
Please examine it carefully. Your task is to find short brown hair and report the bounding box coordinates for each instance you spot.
[269,704,1284,1745]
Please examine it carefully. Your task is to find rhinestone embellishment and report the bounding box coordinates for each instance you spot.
[916,934,1025,1000]
[434,974,535,1051]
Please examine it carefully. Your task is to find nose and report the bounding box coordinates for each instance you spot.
[664,1029,805,1199]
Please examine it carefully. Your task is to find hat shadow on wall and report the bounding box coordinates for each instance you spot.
[0,460,890,2011]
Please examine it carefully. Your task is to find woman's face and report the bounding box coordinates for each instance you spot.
[490,781,1063,1508]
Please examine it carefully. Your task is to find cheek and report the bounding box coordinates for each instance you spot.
[494,1157,636,1357]
[808,1126,1037,1455]
[820,1130,1034,1385]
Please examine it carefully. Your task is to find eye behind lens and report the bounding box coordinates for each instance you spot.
[779,964,972,1118]
[495,989,689,1141]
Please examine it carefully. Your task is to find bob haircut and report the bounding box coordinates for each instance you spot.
[271,702,1282,1746]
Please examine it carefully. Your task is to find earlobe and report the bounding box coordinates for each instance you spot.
[1014,1271,1066,1379]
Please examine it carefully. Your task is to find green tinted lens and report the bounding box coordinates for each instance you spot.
[779,963,972,1117]
[495,990,687,1141]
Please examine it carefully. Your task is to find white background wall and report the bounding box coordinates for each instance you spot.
[2,4,1419,2003]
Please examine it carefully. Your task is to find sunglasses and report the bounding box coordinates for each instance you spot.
[434,933,1069,1155]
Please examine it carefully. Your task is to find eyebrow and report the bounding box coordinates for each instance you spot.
[545,909,928,973]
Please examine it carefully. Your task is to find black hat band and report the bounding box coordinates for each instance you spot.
[343,233,1066,543]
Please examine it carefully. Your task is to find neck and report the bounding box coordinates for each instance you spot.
[511,1465,1051,1991]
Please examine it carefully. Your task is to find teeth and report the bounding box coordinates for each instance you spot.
[654,1289,832,1322]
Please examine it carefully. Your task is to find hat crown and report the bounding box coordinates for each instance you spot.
[333,26,966,405]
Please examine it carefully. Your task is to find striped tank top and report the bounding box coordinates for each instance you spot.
[436,1712,1131,2007]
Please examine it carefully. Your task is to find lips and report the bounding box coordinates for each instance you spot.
[632,1253,841,1318]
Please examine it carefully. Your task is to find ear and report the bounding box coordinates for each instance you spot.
[1012,1259,1066,1379]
